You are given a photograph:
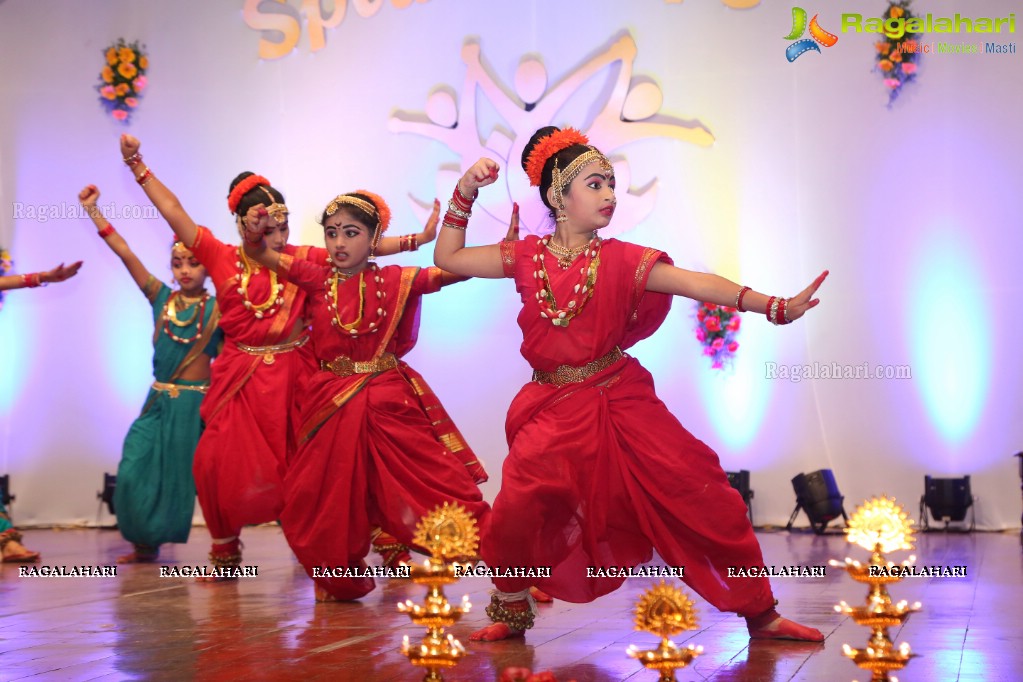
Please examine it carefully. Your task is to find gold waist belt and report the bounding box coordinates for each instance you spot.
[320,353,399,378]
[532,346,624,386]
[236,334,309,365]
[152,381,209,398]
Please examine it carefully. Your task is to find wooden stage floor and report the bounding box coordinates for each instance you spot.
[2,526,1020,681]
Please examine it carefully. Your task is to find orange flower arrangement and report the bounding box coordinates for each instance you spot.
[875,1,920,107]
[524,127,590,187]
[227,175,273,214]
[96,38,148,123]
[354,189,393,234]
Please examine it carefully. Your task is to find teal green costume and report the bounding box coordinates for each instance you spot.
[114,279,222,548]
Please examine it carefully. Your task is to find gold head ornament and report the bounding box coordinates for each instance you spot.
[171,241,194,258]
[258,187,289,226]
[324,194,377,219]
[552,146,614,195]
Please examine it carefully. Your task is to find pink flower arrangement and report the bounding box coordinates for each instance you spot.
[694,300,741,370]
[96,38,148,123]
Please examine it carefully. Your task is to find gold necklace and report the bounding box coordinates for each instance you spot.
[235,247,284,319]
[535,235,601,327]
[324,263,386,336]
[163,292,208,344]
[165,292,204,327]
[545,239,590,269]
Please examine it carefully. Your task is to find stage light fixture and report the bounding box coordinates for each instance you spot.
[786,469,847,534]
[0,474,14,506]
[920,475,974,531]
[97,473,117,516]
[1016,452,1023,528]
[725,470,755,524]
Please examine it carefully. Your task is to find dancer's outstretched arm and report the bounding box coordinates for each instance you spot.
[78,184,152,290]
[0,262,82,291]
[646,264,828,323]
[119,134,199,248]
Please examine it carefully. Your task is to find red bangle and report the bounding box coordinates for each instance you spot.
[777,298,786,325]
[451,186,475,212]
[735,285,751,312]
[98,225,116,238]
[136,168,153,186]
[23,272,42,288]
[409,234,418,252]
[123,152,143,168]
[765,296,777,324]
[779,298,792,324]
[442,212,469,228]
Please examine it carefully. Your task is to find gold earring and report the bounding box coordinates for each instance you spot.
[552,181,567,223]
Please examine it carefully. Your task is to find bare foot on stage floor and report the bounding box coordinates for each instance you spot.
[315,584,340,602]
[747,610,824,642]
[116,546,159,564]
[1,539,40,563]
[469,623,525,642]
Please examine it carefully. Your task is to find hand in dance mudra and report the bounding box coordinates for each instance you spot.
[459,157,501,198]
[459,157,520,242]
[120,133,141,160]
[420,200,440,245]
[78,184,102,209]
[42,262,83,283]
[782,270,829,322]
[503,202,520,242]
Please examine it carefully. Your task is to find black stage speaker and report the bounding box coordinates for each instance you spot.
[726,470,754,524]
[0,474,13,506]
[921,475,974,531]
[97,473,117,516]
[787,469,847,534]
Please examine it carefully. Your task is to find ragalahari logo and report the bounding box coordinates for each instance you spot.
[784,7,839,61]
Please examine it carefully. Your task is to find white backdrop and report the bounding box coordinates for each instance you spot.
[1,0,1021,530]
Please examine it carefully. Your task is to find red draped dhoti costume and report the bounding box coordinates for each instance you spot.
[276,257,489,600]
[481,236,774,616]
[189,227,318,539]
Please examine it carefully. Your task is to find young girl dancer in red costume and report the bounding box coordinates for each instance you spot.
[435,126,828,642]
[241,190,492,600]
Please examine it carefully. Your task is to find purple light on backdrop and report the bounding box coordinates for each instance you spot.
[909,225,989,452]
